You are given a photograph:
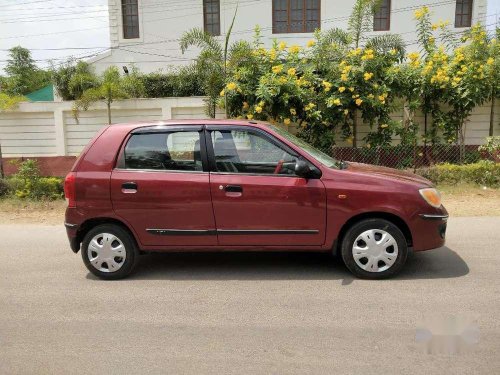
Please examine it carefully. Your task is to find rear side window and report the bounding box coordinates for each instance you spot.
[123,131,203,171]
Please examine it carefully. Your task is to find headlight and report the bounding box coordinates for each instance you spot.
[419,188,442,208]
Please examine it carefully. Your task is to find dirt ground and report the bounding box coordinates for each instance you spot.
[438,184,500,217]
[0,185,498,225]
[0,199,66,225]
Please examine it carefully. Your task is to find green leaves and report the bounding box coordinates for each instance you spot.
[3,46,50,96]
[180,28,222,57]
[366,35,406,61]
[348,0,377,48]
[73,66,139,124]
[0,93,25,111]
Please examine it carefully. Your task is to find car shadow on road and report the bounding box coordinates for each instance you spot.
[86,246,468,283]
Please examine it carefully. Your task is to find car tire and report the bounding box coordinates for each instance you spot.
[340,218,408,279]
[81,224,138,280]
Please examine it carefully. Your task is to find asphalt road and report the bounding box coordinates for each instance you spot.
[1,217,499,374]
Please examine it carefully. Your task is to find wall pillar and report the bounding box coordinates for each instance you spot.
[54,108,67,156]
[161,104,173,119]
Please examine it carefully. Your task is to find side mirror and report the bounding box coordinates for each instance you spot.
[295,160,312,178]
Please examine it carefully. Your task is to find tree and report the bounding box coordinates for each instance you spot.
[444,25,492,162]
[180,6,248,117]
[487,27,500,137]
[4,46,50,95]
[73,66,144,124]
[345,0,405,147]
[0,92,25,177]
[51,60,99,100]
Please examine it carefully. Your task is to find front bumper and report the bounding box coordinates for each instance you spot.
[411,209,448,251]
[419,214,449,221]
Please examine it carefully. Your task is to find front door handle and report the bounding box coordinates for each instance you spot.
[121,182,137,193]
[224,185,243,193]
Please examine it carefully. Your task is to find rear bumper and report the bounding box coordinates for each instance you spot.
[411,208,448,251]
[65,208,81,253]
[65,222,80,253]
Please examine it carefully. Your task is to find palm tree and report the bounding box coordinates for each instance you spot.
[180,6,251,118]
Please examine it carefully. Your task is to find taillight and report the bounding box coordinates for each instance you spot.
[64,172,76,208]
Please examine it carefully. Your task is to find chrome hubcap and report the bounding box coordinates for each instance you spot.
[352,229,398,273]
[87,233,126,273]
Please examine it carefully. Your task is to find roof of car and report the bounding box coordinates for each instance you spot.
[110,119,270,130]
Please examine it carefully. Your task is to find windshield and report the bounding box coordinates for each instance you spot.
[268,125,341,169]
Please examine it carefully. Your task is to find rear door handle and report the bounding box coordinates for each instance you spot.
[224,185,243,193]
[121,182,137,193]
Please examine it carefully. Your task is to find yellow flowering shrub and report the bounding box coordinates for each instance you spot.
[272,65,283,74]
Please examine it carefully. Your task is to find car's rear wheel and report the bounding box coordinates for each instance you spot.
[81,224,138,280]
[341,218,408,279]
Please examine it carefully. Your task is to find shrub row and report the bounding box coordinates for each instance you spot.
[0,177,64,200]
[416,161,500,188]
[141,71,205,98]
[0,159,64,200]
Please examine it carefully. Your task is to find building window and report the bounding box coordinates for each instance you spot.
[455,0,473,28]
[122,0,139,39]
[272,0,321,34]
[373,0,391,31]
[203,0,221,36]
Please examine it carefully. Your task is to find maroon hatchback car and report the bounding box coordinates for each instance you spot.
[64,120,448,280]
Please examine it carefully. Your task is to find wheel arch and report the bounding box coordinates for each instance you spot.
[75,217,139,253]
[333,211,413,255]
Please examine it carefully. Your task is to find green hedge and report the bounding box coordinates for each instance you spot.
[141,71,205,98]
[416,161,500,188]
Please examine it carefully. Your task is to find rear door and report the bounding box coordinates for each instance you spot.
[111,126,217,247]
[206,126,327,247]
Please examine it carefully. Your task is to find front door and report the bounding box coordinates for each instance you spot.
[207,126,327,247]
[111,126,217,247]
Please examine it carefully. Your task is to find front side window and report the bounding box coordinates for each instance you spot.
[272,0,320,34]
[455,0,473,28]
[267,125,341,169]
[203,0,221,36]
[122,0,139,39]
[211,129,298,175]
[123,131,203,171]
[373,0,391,31]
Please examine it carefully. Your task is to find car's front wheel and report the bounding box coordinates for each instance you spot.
[341,218,408,279]
[81,224,138,280]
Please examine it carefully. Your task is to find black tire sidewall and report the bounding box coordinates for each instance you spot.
[341,219,408,279]
[81,224,138,280]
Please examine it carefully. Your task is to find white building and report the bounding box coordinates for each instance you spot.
[90,0,488,73]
